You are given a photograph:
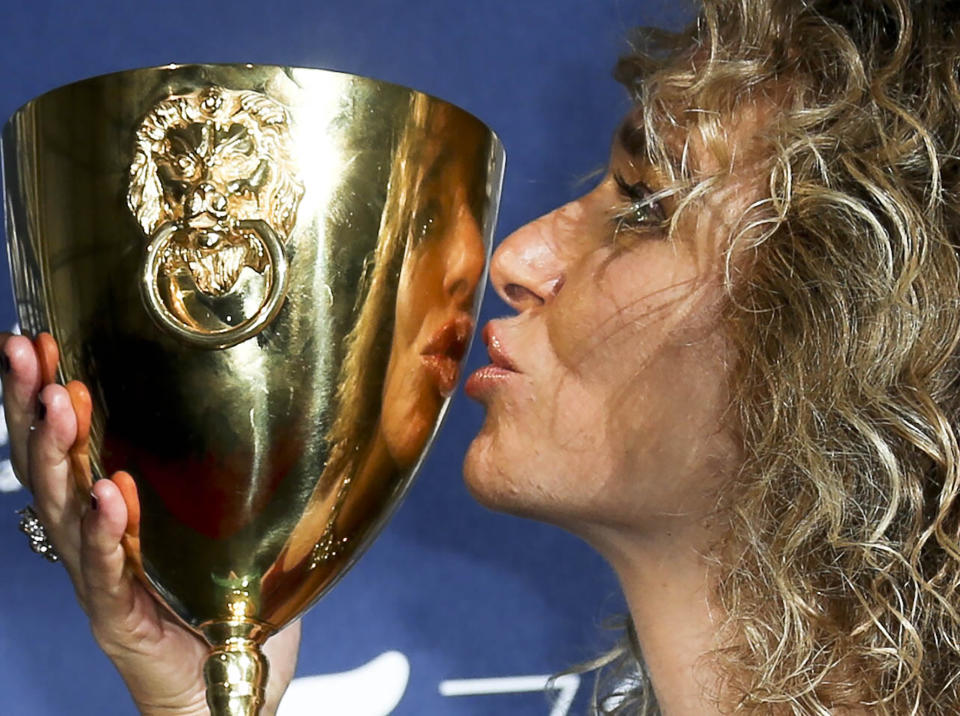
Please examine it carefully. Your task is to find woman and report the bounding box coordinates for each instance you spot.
[6,0,960,712]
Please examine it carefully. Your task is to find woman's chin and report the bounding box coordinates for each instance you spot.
[463,430,515,511]
[382,416,434,470]
[462,430,551,521]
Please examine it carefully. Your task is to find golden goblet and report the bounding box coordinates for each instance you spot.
[2,63,504,715]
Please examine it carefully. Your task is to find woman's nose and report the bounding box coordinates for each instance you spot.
[442,203,486,306]
[490,204,569,312]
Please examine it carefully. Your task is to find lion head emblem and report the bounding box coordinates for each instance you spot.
[128,86,303,305]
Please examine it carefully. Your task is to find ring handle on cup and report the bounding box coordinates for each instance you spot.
[139,219,290,350]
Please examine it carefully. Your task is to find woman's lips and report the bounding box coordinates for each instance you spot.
[483,323,519,371]
[421,354,460,396]
[421,315,473,396]
[465,323,520,399]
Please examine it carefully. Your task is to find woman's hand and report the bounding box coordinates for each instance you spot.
[1,333,300,715]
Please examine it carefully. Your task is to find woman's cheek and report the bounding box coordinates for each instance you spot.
[544,254,623,370]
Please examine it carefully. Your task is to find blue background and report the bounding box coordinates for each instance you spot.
[0,1,691,713]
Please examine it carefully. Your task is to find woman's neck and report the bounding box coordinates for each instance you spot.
[589,520,727,715]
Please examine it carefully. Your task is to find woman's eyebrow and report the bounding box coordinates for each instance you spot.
[617,120,646,158]
[418,149,450,187]
[616,118,682,173]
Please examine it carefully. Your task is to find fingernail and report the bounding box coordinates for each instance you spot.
[36,398,46,422]
[90,492,99,511]
[0,352,9,374]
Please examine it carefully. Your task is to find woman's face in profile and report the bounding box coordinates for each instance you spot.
[464,117,765,540]
[379,150,486,469]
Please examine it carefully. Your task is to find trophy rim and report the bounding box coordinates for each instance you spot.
[3,61,504,150]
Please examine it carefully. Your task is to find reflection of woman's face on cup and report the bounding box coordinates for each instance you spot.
[379,150,486,468]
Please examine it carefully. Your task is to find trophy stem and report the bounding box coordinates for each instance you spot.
[201,619,270,716]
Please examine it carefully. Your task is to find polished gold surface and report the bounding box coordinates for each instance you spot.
[201,601,269,716]
[130,86,303,348]
[2,64,504,714]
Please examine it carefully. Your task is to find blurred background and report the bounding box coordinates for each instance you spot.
[0,1,691,713]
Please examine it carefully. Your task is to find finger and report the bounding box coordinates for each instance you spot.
[111,470,140,540]
[66,380,94,493]
[81,478,157,644]
[80,478,129,615]
[110,471,144,580]
[34,332,60,386]
[1,335,42,486]
[263,619,302,713]
[27,383,83,568]
[263,618,301,671]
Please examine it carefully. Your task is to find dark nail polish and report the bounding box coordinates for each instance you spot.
[90,493,99,511]
[0,352,10,374]
[36,398,46,422]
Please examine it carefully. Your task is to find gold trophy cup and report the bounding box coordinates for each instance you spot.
[2,64,504,714]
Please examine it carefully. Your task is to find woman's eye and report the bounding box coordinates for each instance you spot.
[412,200,441,244]
[611,172,666,235]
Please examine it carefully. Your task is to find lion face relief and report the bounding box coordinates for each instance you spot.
[128,87,304,299]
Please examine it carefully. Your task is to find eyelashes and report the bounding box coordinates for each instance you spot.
[610,172,668,241]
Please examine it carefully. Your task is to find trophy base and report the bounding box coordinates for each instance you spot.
[201,619,270,716]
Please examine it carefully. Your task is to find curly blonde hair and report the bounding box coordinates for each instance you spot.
[600,1,960,713]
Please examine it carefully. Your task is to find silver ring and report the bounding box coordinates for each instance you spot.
[16,506,60,562]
